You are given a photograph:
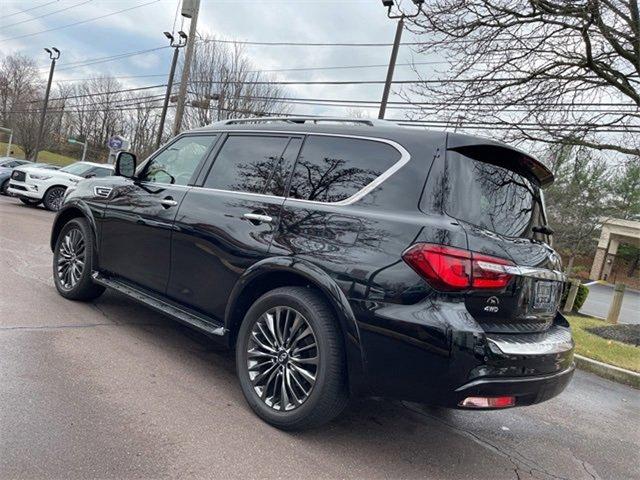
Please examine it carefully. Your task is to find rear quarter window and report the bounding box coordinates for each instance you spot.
[288,136,401,203]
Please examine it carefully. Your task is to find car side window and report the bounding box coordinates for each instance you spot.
[203,135,295,195]
[142,135,217,186]
[288,136,401,203]
[90,167,113,178]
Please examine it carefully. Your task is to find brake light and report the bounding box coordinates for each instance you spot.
[402,243,514,291]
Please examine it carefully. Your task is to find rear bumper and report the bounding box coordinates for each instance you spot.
[452,363,575,409]
[351,299,575,408]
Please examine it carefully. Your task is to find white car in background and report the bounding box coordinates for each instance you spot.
[8,161,114,211]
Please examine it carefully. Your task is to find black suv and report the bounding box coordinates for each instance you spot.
[50,117,574,429]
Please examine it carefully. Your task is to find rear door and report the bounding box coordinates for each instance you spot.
[167,133,302,319]
[440,147,564,332]
[99,134,219,294]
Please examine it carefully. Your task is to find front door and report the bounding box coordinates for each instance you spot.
[167,133,303,319]
[99,134,219,294]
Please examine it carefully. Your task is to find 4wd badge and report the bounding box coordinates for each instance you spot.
[484,296,500,313]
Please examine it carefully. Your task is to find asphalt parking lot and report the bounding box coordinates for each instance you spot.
[1,195,639,480]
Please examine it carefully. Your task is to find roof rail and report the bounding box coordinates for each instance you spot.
[209,116,396,127]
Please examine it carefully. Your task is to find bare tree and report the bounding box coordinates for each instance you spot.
[404,0,639,157]
[124,93,160,159]
[184,36,290,129]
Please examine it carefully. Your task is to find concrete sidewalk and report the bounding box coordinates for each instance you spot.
[580,282,639,324]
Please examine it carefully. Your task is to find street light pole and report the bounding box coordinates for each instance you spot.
[378,0,423,120]
[33,47,60,162]
[173,0,200,136]
[156,31,187,149]
[0,127,13,156]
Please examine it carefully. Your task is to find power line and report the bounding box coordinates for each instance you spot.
[2,0,93,29]
[52,61,444,81]
[52,46,169,72]
[26,84,168,103]
[187,77,636,85]
[37,82,639,111]
[5,0,160,43]
[2,0,59,21]
[206,39,425,47]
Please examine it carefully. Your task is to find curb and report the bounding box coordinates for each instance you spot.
[574,354,640,389]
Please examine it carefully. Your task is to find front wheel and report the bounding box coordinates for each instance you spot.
[53,217,105,301]
[43,186,66,211]
[1,179,9,195]
[236,287,348,430]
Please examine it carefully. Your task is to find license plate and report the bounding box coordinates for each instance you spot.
[533,281,555,309]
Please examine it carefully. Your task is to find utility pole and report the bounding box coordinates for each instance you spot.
[173,0,200,136]
[379,17,403,120]
[157,31,187,149]
[379,0,424,120]
[33,47,60,162]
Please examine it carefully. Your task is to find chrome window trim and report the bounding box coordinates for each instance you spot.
[194,130,411,206]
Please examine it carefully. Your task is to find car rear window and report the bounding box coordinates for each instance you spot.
[445,152,543,238]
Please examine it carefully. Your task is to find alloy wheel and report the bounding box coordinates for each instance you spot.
[56,228,86,290]
[247,306,318,412]
[48,188,65,211]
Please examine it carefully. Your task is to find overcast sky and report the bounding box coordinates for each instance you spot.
[2,0,441,118]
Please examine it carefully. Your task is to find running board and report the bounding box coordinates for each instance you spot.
[92,272,226,337]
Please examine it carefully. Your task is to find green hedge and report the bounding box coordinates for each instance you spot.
[561,281,590,311]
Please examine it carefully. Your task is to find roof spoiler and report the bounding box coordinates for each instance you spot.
[447,134,554,187]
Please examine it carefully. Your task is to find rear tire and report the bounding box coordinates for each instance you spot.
[43,186,66,211]
[53,217,105,301]
[236,287,348,430]
[19,198,41,206]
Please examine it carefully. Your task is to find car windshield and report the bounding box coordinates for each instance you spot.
[60,163,94,176]
[445,152,545,238]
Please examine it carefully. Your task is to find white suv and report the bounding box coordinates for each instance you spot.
[8,161,114,211]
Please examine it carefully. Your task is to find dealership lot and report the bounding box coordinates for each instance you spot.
[1,196,638,480]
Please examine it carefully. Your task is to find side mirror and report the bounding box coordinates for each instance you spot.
[115,151,137,178]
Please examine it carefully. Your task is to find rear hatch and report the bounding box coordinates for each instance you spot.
[444,137,564,333]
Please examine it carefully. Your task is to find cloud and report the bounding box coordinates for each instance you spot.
[2,0,430,118]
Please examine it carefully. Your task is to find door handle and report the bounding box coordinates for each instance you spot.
[243,212,273,224]
[160,197,178,208]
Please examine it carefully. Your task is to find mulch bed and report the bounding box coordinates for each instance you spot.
[587,324,640,347]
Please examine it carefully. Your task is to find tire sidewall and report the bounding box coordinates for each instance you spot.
[1,179,8,195]
[236,289,338,428]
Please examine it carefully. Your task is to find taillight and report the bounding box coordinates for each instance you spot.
[402,243,514,291]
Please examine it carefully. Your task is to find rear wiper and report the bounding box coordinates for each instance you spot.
[532,225,554,235]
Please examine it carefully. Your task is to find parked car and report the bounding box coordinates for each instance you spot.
[49,117,574,430]
[8,161,113,210]
[1,160,60,196]
[0,158,32,195]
